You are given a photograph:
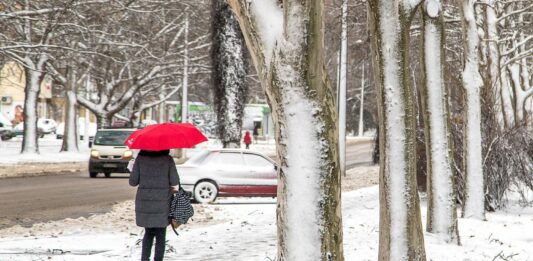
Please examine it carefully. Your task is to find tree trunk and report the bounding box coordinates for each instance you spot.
[420,0,459,244]
[96,114,112,129]
[21,65,45,154]
[228,0,343,260]
[485,4,504,129]
[368,0,427,259]
[212,0,248,149]
[61,68,79,152]
[460,0,485,220]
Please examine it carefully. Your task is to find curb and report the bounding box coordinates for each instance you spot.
[0,162,87,179]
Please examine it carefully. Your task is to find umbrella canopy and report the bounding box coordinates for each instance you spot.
[125,123,207,151]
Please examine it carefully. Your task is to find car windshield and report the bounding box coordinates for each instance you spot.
[94,130,133,146]
[185,150,210,165]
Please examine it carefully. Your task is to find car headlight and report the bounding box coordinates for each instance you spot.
[123,150,133,160]
[90,150,100,159]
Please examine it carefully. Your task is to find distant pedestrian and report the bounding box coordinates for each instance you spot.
[129,149,179,261]
[253,125,259,144]
[243,131,252,149]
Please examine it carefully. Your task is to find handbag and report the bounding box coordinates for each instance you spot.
[168,185,194,236]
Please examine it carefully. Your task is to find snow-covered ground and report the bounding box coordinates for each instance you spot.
[0,135,90,164]
[0,166,531,260]
[0,134,282,165]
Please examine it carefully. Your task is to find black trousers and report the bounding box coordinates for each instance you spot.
[141,227,166,261]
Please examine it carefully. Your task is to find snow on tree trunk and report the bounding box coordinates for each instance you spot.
[21,61,46,154]
[61,69,79,152]
[460,0,485,220]
[368,0,427,259]
[228,0,343,260]
[96,115,112,129]
[420,0,459,244]
[213,0,248,149]
[485,3,504,129]
[61,90,79,152]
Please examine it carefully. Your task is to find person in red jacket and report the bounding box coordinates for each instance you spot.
[243,131,252,149]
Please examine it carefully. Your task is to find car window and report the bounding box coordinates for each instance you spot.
[94,130,133,146]
[207,152,244,166]
[243,154,273,168]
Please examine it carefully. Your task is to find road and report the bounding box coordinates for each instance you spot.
[0,140,374,229]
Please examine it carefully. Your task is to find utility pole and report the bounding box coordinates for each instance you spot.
[181,13,189,123]
[358,64,365,137]
[84,76,90,145]
[338,0,348,176]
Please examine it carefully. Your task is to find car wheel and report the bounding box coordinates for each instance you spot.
[104,172,111,178]
[89,172,98,178]
[193,181,218,204]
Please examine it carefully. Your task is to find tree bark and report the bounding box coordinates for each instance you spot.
[460,0,485,220]
[212,0,248,149]
[61,67,79,152]
[368,0,427,259]
[228,0,343,260]
[420,0,459,244]
[21,61,46,154]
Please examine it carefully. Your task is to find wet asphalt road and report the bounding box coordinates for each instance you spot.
[0,140,374,229]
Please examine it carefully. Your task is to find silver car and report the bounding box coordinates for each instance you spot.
[178,149,278,203]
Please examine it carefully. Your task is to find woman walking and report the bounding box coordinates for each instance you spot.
[243,131,252,149]
[129,149,179,261]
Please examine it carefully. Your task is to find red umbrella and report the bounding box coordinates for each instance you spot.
[125,123,208,151]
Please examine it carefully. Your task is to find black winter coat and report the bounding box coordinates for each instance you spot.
[129,154,179,228]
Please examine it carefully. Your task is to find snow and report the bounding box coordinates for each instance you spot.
[425,0,440,18]
[2,176,533,260]
[250,0,283,64]
[275,48,323,259]
[424,19,456,241]
[379,0,408,259]
[0,136,89,164]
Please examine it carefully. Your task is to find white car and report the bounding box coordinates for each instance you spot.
[177,149,278,203]
[56,119,97,140]
[37,118,57,134]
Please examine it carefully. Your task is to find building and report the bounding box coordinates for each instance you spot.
[0,62,54,124]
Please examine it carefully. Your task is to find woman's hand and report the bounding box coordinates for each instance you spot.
[170,186,179,193]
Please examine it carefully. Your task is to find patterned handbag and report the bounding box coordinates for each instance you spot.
[168,186,194,235]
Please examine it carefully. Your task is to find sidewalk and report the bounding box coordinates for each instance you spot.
[0,136,90,178]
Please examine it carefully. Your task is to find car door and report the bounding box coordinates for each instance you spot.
[242,153,277,196]
[204,151,250,195]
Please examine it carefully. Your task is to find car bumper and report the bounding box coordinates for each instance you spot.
[181,184,194,192]
[89,158,130,173]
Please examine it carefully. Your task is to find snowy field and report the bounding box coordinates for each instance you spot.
[0,169,532,260]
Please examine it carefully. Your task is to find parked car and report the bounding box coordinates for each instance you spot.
[56,119,97,140]
[38,118,57,134]
[0,122,15,141]
[177,149,278,203]
[88,128,136,178]
[13,123,45,138]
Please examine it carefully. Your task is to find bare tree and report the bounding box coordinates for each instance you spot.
[212,0,248,148]
[0,0,80,153]
[367,0,427,259]
[460,0,485,220]
[228,0,343,259]
[420,0,459,244]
